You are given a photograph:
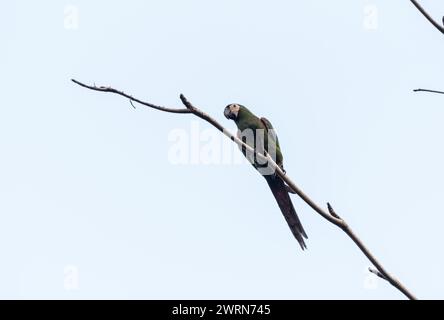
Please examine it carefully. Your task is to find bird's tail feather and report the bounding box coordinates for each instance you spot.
[265,176,308,250]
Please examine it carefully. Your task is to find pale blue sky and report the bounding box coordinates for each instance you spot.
[1,0,444,299]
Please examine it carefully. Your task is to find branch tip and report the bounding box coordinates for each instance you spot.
[179,94,194,110]
[369,267,387,280]
[327,202,340,219]
[72,79,191,114]
[412,88,444,95]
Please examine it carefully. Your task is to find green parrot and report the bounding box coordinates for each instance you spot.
[224,103,308,250]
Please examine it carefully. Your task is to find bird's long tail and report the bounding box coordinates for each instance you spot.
[265,176,308,250]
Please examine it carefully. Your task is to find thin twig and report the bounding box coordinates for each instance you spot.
[413,88,444,95]
[327,202,341,219]
[71,79,191,114]
[410,0,444,34]
[410,3,444,96]
[72,79,417,300]
[369,267,387,280]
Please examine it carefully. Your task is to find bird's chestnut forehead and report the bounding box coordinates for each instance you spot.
[227,104,240,113]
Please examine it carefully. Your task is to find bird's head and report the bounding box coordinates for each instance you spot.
[224,103,242,121]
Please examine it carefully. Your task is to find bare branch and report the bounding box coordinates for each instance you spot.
[413,88,444,95]
[409,3,444,96]
[71,79,191,114]
[410,0,444,34]
[72,79,417,300]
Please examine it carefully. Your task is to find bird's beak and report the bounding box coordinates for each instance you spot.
[224,106,237,120]
[224,106,232,119]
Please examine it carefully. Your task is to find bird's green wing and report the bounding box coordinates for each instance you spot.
[260,117,283,166]
[260,117,279,145]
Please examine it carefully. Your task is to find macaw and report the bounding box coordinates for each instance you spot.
[224,103,308,250]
